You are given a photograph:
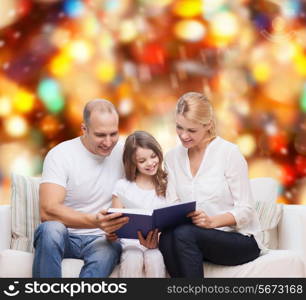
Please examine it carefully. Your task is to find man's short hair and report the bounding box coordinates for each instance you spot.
[83,99,118,127]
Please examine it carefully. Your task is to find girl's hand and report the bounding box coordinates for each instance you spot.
[106,232,118,242]
[187,210,214,229]
[137,229,159,249]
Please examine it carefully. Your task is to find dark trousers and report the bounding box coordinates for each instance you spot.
[159,223,260,278]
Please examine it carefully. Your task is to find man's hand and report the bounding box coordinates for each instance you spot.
[96,210,129,233]
[106,232,118,242]
[187,210,214,229]
[137,229,159,249]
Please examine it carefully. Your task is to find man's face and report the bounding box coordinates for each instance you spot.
[82,111,119,156]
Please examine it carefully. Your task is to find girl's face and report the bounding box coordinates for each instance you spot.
[135,147,160,177]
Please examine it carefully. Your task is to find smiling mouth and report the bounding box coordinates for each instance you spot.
[145,164,157,171]
[99,146,111,151]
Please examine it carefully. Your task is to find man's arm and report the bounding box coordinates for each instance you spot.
[40,183,128,231]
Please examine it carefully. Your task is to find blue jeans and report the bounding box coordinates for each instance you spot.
[32,221,122,278]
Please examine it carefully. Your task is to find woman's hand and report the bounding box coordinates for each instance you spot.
[106,232,118,242]
[187,210,215,229]
[137,229,159,249]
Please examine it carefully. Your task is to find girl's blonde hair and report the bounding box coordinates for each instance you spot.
[176,92,217,140]
[123,131,167,197]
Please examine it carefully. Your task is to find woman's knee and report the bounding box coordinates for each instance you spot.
[173,224,195,241]
[159,229,174,250]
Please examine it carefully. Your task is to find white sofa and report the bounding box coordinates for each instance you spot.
[0,177,306,278]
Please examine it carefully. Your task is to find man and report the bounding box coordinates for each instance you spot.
[32,99,129,278]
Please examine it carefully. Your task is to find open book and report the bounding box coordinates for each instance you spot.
[108,200,196,239]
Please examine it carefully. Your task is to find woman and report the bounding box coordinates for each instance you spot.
[160,92,263,278]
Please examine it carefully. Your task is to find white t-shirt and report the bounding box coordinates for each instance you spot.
[165,136,264,249]
[41,137,124,236]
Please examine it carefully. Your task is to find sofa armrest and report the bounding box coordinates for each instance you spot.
[0,205,11,251]
[278,205,306,262]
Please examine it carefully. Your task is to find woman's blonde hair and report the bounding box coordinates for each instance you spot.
[123,131,168,197]
[176,92,217,140]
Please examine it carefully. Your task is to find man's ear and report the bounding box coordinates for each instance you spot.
[81,123,87,135]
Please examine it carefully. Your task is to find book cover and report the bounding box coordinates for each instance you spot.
[108,201,196,239]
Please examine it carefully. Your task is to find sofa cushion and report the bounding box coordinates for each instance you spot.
[10,173,41,253]
[1,249,304,278]
[250,177,283,249]
[0,249,120,278]
[204,250,305,277]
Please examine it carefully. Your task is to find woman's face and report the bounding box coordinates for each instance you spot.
[176,114,210,149]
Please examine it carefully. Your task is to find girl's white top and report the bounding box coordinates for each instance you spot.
[113,178,166,210]
[165,136,264,249]
[112,178,166,248]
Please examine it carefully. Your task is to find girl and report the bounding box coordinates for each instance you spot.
[109,131,167,277]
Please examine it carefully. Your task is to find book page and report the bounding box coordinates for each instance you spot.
[108,207,153,216]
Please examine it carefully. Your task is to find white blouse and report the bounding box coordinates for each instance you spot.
[165,136,263,249]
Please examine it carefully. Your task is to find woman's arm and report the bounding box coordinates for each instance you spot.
[224,146,255,229]
[188,210,236,229]
[164,159,180,203]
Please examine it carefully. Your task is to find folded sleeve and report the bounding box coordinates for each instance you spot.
[40,148,68,188]
[224,145,255,229]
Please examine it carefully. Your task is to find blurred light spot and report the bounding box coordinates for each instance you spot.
[13,89,35,113]
[40,115,61,139]
[63,0,84,18]
[300,84,306,113]
[298,181,306,205]
[210,12,239,45]
[118,98,133,116]
[294,52,306,76]
[11,156,32,176]
[96,61,116,83]
[174,20,206,42]
[51,28,71,48]
[82,16,99,38]
[172,0,202,18]
[203,0,226,18]
[68,40,93,63]
[252,62,271,82]
[38,78,65,114]
[281,164,297,186]
[49,52,71,77]
[0,96,12,117]
[4,115,28,137]
[103,0,121,12]
[236,134,256,157]
[119,19,138,43]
